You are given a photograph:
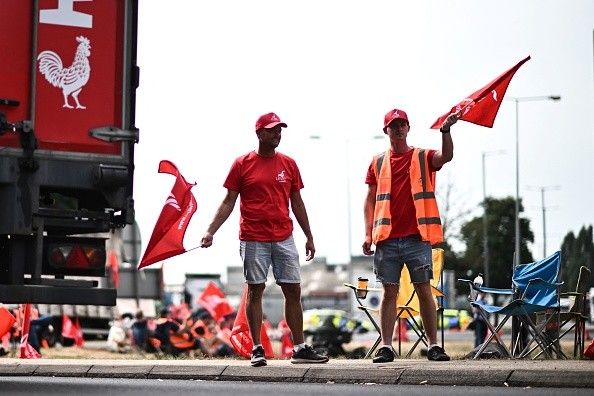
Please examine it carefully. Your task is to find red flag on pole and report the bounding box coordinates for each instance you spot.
[62,314,84,347]
[430,56,531,129]
[19,304,41,359]
[196,282,235,322]
[107,250,120,288]
[1,332,10,352]
[278,319,294,359]
[74,318,84,347]
[229,286,275,359]
[138,160,197,269]
[0,306,16,338]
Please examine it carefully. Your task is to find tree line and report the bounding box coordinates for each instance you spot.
[439,196,593,292]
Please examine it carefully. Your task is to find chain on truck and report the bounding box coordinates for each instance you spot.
[0,0,159,336]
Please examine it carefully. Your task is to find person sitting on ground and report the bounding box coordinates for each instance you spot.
[153,308,202,356]
[193,317,235,358]
[106,314,131,353]
[130,310,149,352]
[471,292,489,348]
[153,308,181,355]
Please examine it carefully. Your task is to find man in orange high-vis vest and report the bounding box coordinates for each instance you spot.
[362,108,459,363]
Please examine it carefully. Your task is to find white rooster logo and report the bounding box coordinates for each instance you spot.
[37,36,91,109]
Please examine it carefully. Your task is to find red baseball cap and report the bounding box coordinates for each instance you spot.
[255,112,287,132]
[383,108,409,131]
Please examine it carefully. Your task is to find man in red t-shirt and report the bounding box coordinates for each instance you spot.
[362,108,459,363]
[200,112,328,367]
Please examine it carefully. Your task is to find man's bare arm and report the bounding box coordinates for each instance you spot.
[200,190,239,247]
[432,112,459,168]
[290,190,315,261]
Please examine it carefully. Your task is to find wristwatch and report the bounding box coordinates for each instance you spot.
[439,127,450,134]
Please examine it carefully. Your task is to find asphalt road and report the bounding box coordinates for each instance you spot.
[1,377,592,396]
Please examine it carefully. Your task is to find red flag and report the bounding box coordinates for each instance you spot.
[19,304,41,359]
[585,339,594,359]
[278,319,294,359]
[1,331,10,351]
[107,250,120,288]
[62,314,84,347]
[430,56,531,129]
[0,306,16,338]
[229,286,274,359]
[197,282,235,322]
[74,318,84,347]
[138,160,197,269]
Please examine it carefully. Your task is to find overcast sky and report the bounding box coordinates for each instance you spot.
[134,0,594,286]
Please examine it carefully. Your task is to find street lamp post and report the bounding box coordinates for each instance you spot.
[507,95,560,356]
[527,185,560,258]
[309,134,382,312]
[507,95,560,265]
[481,150,505,286]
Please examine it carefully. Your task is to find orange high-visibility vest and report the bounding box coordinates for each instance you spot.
[371,148,443,245]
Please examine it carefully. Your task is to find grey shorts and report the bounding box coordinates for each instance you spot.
[373,235,433,285]
[240,235,301,284]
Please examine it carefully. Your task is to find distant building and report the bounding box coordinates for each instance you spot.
[225,255,378,325]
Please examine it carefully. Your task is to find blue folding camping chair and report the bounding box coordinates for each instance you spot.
[460,251,562,359]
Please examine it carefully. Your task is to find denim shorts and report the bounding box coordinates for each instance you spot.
[373,235,433,285]
[240,235,301,284]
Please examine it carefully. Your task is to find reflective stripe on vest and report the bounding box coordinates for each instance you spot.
[371,150,393,243]
[372,148,443,245]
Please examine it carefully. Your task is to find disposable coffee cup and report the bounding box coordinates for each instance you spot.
[357,277,369,298]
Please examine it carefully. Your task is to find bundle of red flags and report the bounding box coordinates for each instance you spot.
[62,314,84,347]
[431,56,531,129]
[230,286,274,359]
[196,282,235,322]
[138,160,197,269]
[19,304,41,359]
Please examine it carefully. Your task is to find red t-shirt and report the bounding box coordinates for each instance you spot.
[224,151,304,242]
[365,148,438,239]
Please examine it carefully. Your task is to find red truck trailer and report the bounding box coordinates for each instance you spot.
[0,0,139,306]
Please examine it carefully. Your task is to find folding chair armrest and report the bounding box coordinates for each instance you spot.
[524,278,563,288]
[516,278,563,289]
[560,291,582,297]
[458,279,513,295]
[521,278,563,299]
[431,285,445,297]
[477,286,514,295]
[357,305,379,315]
[343,283,382,293]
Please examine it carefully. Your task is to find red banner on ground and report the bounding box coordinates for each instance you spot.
[229,286,274,359]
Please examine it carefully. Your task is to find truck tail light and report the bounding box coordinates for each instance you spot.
[49,245,105,270]
[50,247,68,267]
[44,238,106,277]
